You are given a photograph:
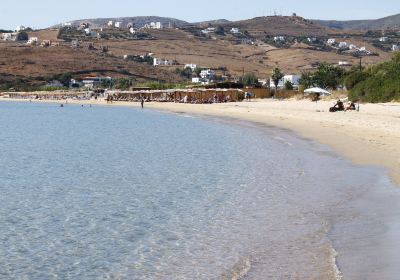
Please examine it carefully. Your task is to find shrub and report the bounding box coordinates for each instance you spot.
[299,63,344,90]
[348,53,400,102]
[284,80,294,90]
[242,73,258,86]
[16,31,28,41]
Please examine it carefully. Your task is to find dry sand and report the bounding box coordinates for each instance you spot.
[2,97,400,185]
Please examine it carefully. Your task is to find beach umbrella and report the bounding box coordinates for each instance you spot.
[304,87,331,96]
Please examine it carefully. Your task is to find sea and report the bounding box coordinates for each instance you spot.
[0,101,399,280]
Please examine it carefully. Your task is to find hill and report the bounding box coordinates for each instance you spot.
[58,15,328,36]
[194,19,231,26]
[314,13,400,30]
[221,16,330,37]
[0,15,396,91]
[58,16,189,29]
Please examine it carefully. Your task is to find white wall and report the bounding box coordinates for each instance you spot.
[270,75,300,88]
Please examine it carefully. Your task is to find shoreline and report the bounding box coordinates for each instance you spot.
[2,97,399,185]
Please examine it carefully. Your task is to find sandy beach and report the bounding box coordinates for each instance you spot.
[2,97,400,185]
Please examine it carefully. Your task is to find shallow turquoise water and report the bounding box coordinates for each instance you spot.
[0,101,399,279]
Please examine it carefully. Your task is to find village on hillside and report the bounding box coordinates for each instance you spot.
[0,13,400,97]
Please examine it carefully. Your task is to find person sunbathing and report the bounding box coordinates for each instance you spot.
[345,102,356,111]
[329,100,345,112]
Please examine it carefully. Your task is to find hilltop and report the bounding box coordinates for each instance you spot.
[57,16,189,29]
[221,16,330,37]
[59,15,329,36]
[314,13,400,30]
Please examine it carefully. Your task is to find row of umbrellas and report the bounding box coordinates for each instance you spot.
[108,88,331,96]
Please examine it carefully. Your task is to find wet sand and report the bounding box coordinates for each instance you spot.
[3,97,398,185]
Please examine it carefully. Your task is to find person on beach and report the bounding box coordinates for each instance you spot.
[141,98,144,109]
[329,100,344,112]
[345,101,356,112]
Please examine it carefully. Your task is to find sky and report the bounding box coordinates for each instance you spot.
[0,0,399,30]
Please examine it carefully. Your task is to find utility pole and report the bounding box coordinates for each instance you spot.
[359,56,362,71]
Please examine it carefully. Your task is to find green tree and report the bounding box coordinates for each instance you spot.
[242,73,258,86]
[299,64,344,90]
[53,72,72,87]
[215,26,225,36]
[299,72,315,89]
[181,67,193,79]
[312,63,344,89]
[16,31,28,41]
[348,53,400,102]
[271,68,284,97]
[193,67,202,77]
[284,80,294,90]
[100,78,114,89]
[115,78,131,90]
[344,66,369,90]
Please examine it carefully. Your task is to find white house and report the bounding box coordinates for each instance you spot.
[201,27,215,34]
[349,44,357,50]
[83,77,100,89]
[41,40,51,47]
[153,22,163,29]
[69,79,84,88]
[83,28,97,37]
[107,21,113,27]
[379,37,388,42]
[273,36,285,42]
[115,22,122,28]
[26,37,38,45]
[82,77,112,88]
[153,57,175,66]
[270,75,301,89]
[80,22,89,29]
[144,22,163,29]
[338,42,348,49]
[129,28,136,34]
[192,77,201,83]
[153,57,161,66]
[327,38,336,44]
[338,61,351,66]
[230,28,240,34]
[359,46,367,51]
[184,64,197,71]
[2,33,16,41]
[307,37,317,43]
[200,69,216,79]
[393,45,400,52]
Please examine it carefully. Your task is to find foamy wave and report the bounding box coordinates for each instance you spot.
[330,246,343,280]
[322,220,343,280]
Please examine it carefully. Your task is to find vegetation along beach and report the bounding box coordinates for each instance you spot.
[1,1,400,279]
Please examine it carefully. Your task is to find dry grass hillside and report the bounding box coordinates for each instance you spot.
[221,16,331,37]
[107,28,392,76]
[0,41,182,82]
[0,16,396,87]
